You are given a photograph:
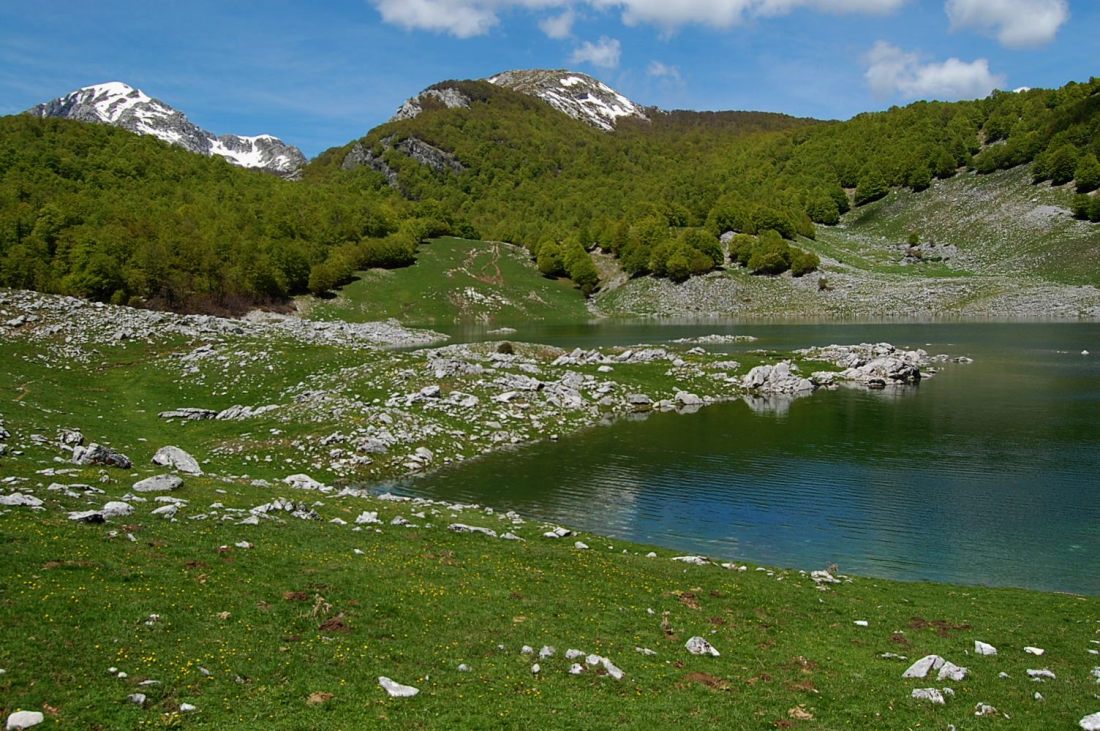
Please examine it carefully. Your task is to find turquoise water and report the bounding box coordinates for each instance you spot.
[386,323,1100,594]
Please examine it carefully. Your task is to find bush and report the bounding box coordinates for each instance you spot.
[1075,153,1100,193]
[790,248,820,277]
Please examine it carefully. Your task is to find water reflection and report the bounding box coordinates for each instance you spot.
[388,322,1100,594]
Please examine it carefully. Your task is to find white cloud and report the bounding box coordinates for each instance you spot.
[647,60,682,81]
[946,0,1068,48]
[571,35,622,68]
[369,0,909,36]
[755,0,907,17]
[864,41,1005,101]
[373,0,501,37]
[539,8,576,37]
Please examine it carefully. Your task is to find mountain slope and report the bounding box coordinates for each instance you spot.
[486,69,648,131]
[28,82,306,177]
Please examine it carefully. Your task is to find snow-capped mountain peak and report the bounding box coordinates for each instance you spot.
[486,69,647,131]
[28,82,305,177]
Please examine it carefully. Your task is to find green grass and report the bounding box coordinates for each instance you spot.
[831,167,1100,285]
[3,298,1099,728]
[302,238,592,328]
[1,471,1098,729]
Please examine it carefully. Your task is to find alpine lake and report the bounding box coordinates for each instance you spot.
[381,321,1100,595]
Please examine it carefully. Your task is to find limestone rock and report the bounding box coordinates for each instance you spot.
[58,428,84,447]
[974,641,997,656]
[685,636,720,657]
[133,474,182,493]
[448,523,497,538]
[937,661,969,682]
[672,555,709,566]
[902,655,945,679]
[0,493,43,508]
[158,408,217,421]
[72,443,132,469]
[152,446,202,475]
[378,676,418,698]
[5,711,44,730]
[911,688,946,705]
[68,510,105,523]
[284,474,325,491]
[1081,711,1100,730]
[101,501,133,518]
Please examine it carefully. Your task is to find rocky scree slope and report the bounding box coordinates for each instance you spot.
[27,82,306,177]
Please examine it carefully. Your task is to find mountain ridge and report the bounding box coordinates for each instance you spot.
[28,82,306,177]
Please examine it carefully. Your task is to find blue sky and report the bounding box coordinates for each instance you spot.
[1,0,1095,157]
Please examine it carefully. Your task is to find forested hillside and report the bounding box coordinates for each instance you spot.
[2,75,1098,313]
[0,117,473,313]
[312,76,1100,291]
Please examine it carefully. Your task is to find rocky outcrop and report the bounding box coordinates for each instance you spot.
[342,135,463,188]
[390,87,471,122]
[28,82,305,177]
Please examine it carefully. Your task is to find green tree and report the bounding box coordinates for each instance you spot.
[854,166,888,206]
[1074,153,1100,193]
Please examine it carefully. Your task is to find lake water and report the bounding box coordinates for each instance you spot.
[384,322,1100,594]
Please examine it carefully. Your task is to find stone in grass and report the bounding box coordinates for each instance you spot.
[937,661,969,682]
[5,711,45,730]
[974,703,999,716]
[902,655,945,679]
[0,493,43,508]
[378,677,418,698]
[128,693,147,706]
[152,446,202,475]
[539,646,556,659]
[68,510,105,523]
[133,475,182,493]
[101,501,133,518]
[672,555,710,566]
[448,523,497,538]
[179,703,197,713]
[911,688,947,705]
[974,641,997,656]
[1027,668,1055,681]
[1081,712,1100,731]
[685,636,720,657]
[585,654,624,680]
[73,443,132,469]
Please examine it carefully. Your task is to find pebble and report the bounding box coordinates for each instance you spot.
[179,703,197,713]
[1081,712,1100,731]
[1024,646,1045,656]
[127,693,146,706]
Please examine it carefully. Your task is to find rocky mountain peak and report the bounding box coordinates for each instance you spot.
[486,69,647,131]
[28,82,305,177]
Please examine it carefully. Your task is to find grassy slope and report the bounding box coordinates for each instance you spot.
[2,477,1098,729]
[827,166,1100,285]
[2,301,1099,728]
[301,238,590,327]
[593,168,1100,320]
